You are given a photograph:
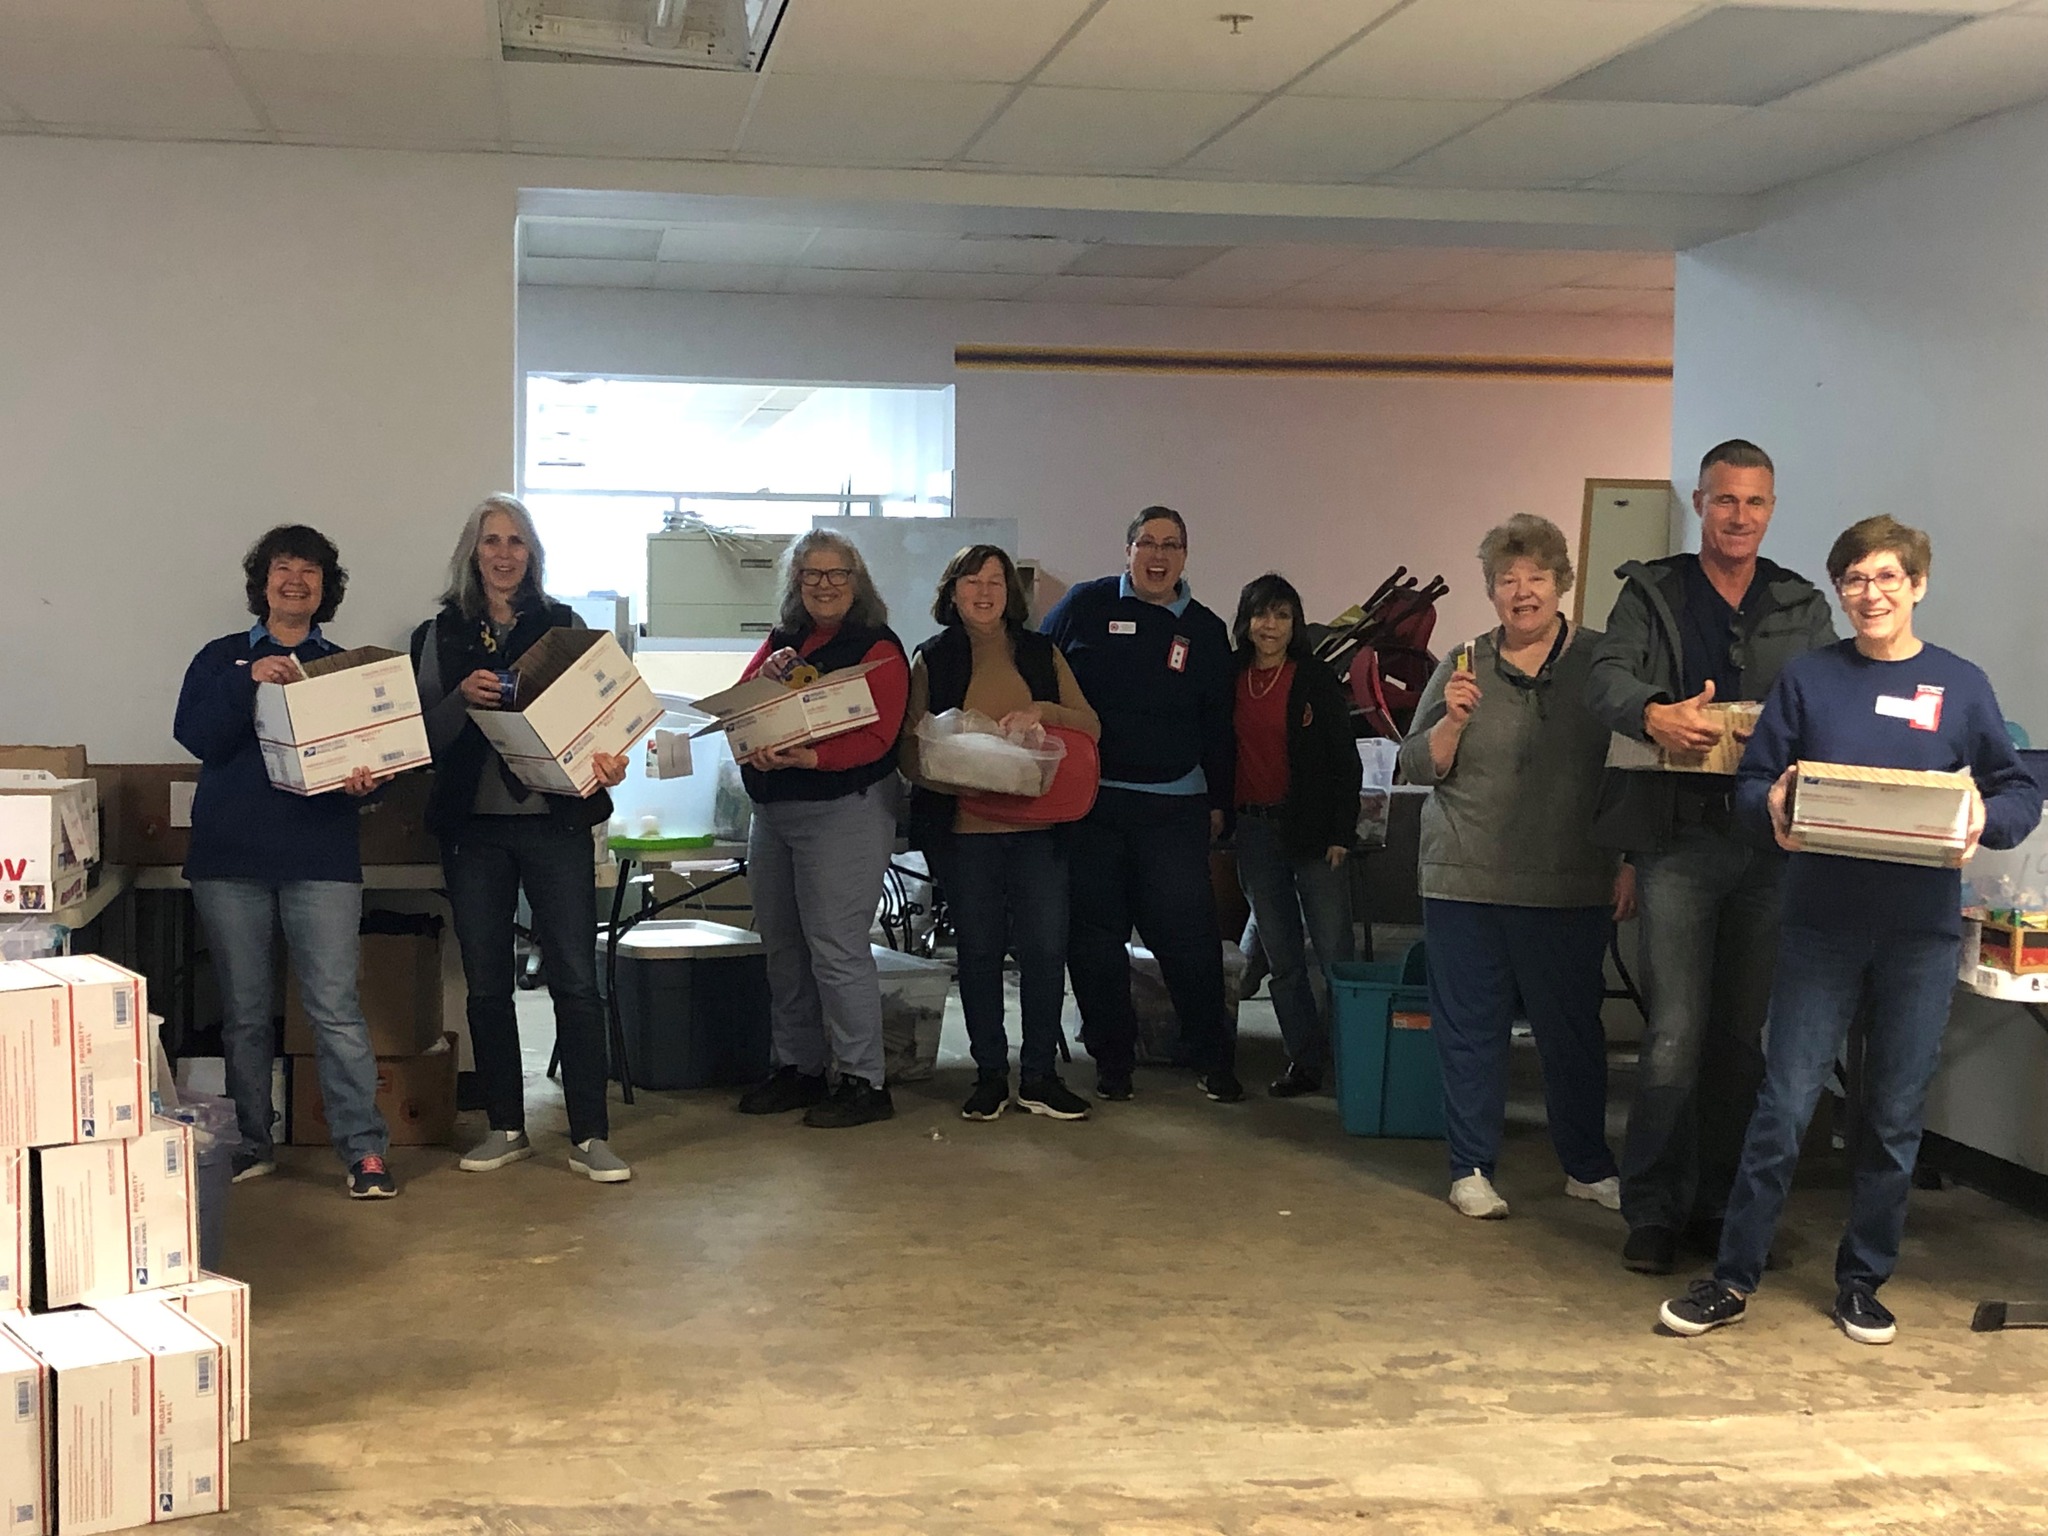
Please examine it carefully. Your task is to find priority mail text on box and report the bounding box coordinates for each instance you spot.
[1790,760,1974,868]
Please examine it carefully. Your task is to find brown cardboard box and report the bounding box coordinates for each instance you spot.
[1606,702,1764,775]
[355,771,441,866]
[283,930,441,1056]
[0,745,87,778]
[91,764,200,867]
[289,1033,456,1147]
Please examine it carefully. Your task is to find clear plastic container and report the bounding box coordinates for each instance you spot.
[0,919,64,961]
[607,697,736,855]
[916,709,1066,797]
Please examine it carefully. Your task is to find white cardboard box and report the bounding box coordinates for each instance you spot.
[468,629,661,797]
[0,1151,23,1313]
[157,1274,248,1445]
[254,646,432,796]
[691,659,886,760]
[0,1322,44,1536]
[0,969,70,1149]
[90,1298,227,1521]
[1789,760,1974,868]
[3,1311,151,1536]
[126,1121,198,1294]
[0,774,98,916]
[23,956,149,1145]
[31,1122,194,1309]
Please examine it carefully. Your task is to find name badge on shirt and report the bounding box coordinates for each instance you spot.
[1874,685,1943,732]
[1108,620,1137,636]
[1167,636,1190,673]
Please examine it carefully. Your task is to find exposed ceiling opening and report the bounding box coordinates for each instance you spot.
[500,0,791,71]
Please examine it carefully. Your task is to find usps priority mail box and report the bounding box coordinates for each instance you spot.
[0,1151,23,1314]
[0,968,71,1150]
[254,646,431,796]
[0,773,98,915]
[90,1296,227,1520]
[690,659,887,760]
[23,956,147,1145]
[0,1326,45,1536]
[159,1273,249,1444]
[468,629,661,797]
[126,1120,197,1293]
[3,1310,151,1536]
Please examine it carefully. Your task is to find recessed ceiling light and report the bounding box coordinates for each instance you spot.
[500,0,790,71]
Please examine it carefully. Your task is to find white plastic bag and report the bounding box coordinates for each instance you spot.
[916,709,1066,797]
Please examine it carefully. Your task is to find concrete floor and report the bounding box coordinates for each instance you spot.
[197,988,2048,1535]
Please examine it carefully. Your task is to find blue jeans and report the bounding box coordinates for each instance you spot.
[1424,899,1618,1184]
[1067,789,1232,1077]
[445,816,610,1144]
[1234,811,1354,1072]
[192,878,387,1167]
[938,830,1069,1083]
[1716,925,1960,1295]
[1622,824,1782,1232]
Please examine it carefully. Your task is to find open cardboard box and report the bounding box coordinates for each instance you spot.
[0,771,98,913]
[1606,701,1764,775]
[1789,759,1973,867]
[254,647,431,795]
[691,660,887,760]
[468,630,661,797]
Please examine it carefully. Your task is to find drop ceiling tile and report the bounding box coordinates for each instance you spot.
[1710,0,1999,10]
[1040,0,1406,92]
[1301,0,1695,100]
[523,255,658,287]
[775,268,913,297]
[1774,15,2048,117]
[0,0,208,49]
[202,0,497,59]
[1064,244,1227,278]
[647,262,785,293]
[738,76,1007,163]
[0,44,265,134]
[1302,247,1499,290]
[1587,106,1967,194]
[897,271,1046,300]
[654,223,820,264]
[237,52,500,145]
[1021,274,1173,304]
[764,0,1090,82]
[966,86,1260,172]
[1187,97,1503,181]
[1390,101,1745,188]
[1162,244,1361,295]
[525,220,665,261]
[503,61,756,156]
[1262,277,1424,310]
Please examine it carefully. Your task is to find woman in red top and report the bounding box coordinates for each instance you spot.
[1231,573,1363,1096]
[731,530,909,1129]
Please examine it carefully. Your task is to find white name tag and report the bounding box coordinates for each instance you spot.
[1108,620,1137,635]
[1874,688,1943,731]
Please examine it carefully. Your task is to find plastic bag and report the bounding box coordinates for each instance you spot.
[713,759,753,843]
[916,709,1066,797]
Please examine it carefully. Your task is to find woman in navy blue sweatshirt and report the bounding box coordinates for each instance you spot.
[1660,516,2040,1346]
[173,525,395,1200]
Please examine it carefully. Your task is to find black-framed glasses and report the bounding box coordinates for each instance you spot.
[1131,538,1185,555]
[799,568,854,588]
[1837,570,1908,597]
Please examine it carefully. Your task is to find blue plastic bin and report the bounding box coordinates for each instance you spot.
[1328,942,1447,1139]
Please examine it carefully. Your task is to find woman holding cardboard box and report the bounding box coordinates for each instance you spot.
[1659,516,2040,1346]
[173,524,395,1200]
[732,529,909,1130]
[1398,515,1631,1222]
[412,495,631,1185]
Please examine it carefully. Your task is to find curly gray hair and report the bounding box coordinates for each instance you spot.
[777,529,889,633]
[1477,513,1574,596]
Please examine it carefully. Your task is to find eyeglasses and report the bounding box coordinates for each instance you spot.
[1837,571,1908,597]
[799,567,854,589]
[1132,538,1185,555]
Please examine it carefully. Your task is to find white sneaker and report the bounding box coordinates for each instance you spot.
[1449,1170,1510,1219]
[458,1129,534,1172]
[569,1138,632,1184]
[1566,1175,1622,1210]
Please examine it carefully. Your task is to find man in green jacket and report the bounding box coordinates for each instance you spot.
[1585,440,1837,1275]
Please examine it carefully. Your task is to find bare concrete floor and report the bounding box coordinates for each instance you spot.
[195,991,2048,1535]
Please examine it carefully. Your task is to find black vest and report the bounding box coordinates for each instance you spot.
[908,624,1061,850]
[740,621,906,805]
[411,600,615,840]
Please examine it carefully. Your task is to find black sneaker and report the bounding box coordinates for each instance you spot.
[803,1076,895,1129]
[1659,1278,1748,1336]
[961,1077,1009,1121]
[1834,1284,1897,1345]
[737,1065,828,1115]
[1199,1070,1246,1103]
[346,1155,397,1200]
[1095,1070,1134,1102]
[1017,1077,1091,1121]
[1623,1225,1680,1275]
[1268,1063,1321,1098]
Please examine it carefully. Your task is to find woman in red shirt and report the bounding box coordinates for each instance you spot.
[1230,573,1363,1096]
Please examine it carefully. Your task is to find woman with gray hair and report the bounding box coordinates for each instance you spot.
[1398,513,1631,1220]
[732,529,910,1129]
[411,494,632,1184]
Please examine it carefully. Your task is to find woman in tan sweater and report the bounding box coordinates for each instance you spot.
[902,544,1100,1123]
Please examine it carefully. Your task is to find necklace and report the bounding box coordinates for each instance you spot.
[1247,661,1286,699]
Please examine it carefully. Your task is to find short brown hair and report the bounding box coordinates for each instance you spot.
[1700,439,1774,479]
[1827,515,1932,585]
[1125,506,1187,547]
[1477,514,1574,596]
[932,543,1030,628]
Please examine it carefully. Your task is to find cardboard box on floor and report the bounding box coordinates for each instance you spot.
[0,956,148,1149]
[0,1326,46,1536]
[31,1120,197,1309]
[0,773,99,915]
[289,1033,456,1148]
[255,647,432,796]
[691,660,886,760]
[284,930,441,1057]
[468,629,661,797]
[90,1296,229,1520]
[1605,701,1764,775]
[158,1273,249,1445]
[1789,760,1974,867]
[4,1309,152,1536]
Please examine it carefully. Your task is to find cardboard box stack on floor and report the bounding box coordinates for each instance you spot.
[0,953,252,1531]
[284,924,455,1148]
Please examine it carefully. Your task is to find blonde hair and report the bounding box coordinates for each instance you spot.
[441,494,547,620]
[1477,514,1574,596]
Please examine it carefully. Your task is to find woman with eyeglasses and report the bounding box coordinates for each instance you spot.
[1399,515,1632,1221]
[731,530,910,1129]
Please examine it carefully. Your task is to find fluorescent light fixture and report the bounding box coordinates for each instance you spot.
[500,0,791,71]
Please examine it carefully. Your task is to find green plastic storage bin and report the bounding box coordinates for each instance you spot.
[1328,942,1447,1139]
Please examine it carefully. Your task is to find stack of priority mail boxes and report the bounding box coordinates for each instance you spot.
[1,955,251,1533]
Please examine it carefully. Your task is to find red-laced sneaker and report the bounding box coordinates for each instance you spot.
[347,1155,398,1200]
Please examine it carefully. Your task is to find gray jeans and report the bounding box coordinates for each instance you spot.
[748,779,898,1088]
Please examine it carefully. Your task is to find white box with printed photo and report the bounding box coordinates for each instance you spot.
[0,774,98,916]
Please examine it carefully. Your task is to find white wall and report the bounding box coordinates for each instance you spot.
[0,138,515,761]
[521,288,1674,643]
[1672,99,2048,1174]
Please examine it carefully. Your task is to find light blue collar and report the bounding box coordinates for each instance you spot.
[1118,571,1193,618]
[249,622,323,649]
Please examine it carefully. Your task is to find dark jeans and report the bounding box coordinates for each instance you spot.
[1067,789,1232,1077]
[1622,824,1781,1232]
[938,829,1069,1083]
[1234,811,1354,1071]
[445,815,610,1144]
[1424,899,1618,1184]
[1716,925,1960,1295]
